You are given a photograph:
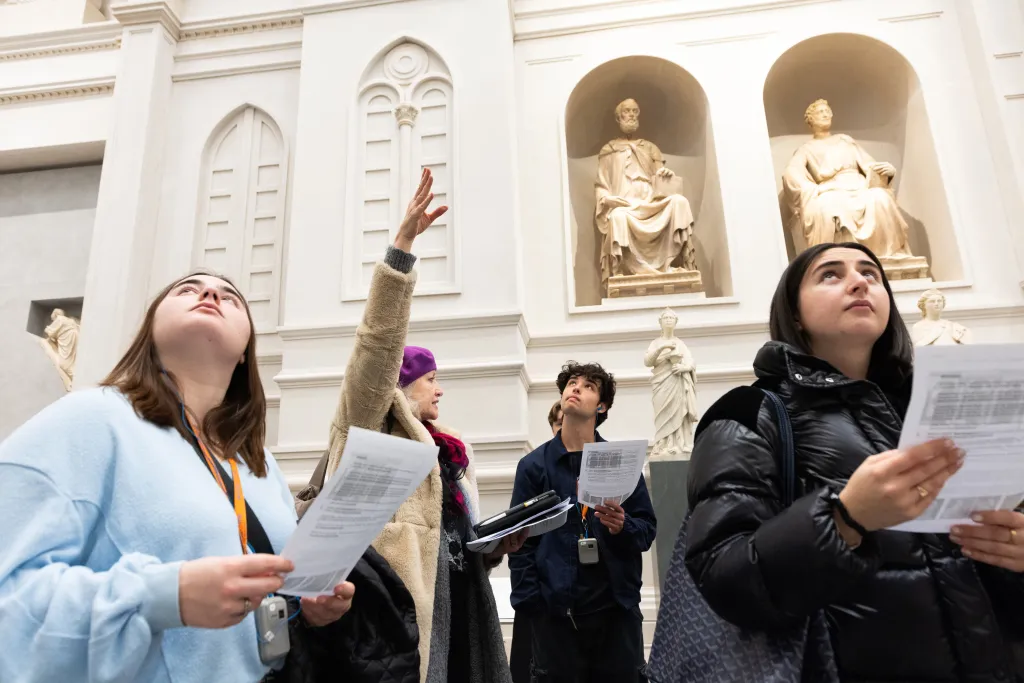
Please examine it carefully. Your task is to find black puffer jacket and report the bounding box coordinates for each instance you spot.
[686,342,1024,683]
[270,545,420,683]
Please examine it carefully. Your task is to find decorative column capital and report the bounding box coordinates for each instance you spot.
[110,1,182,40]
[394,103,418,127]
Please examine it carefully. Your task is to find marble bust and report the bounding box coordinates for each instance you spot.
[782,99,929,280]
[644,308,698,459]
[912,289,972,346]
[595,99,701,298]
[39,308,80,391]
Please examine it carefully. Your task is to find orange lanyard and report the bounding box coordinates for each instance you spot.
[185,414,249,554]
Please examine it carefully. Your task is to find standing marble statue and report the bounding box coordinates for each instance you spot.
[39,308,80,391]
[644,308,698,459]
[912,289,972,346]
[782,99,928,280]
[595,98,700,298]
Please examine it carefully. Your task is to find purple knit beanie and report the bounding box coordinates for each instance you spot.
[399,346,437,387]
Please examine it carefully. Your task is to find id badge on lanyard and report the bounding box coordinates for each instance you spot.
[577,503,599,565]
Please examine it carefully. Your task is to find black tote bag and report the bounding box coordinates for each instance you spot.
[646,390,839,683]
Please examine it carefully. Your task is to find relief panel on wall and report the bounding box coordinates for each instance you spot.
[344,39,457,301]
[195,106,288,333]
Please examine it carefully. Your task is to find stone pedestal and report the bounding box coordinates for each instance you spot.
[648,458,690,592]
[880,255,930,281]
[606,269,703,298]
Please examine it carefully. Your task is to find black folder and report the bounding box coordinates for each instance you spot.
[473,490,561,538]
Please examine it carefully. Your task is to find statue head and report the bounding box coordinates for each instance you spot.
[658,308,678,334]
[917,289,946,319]
[615,99,640,136]
[51,308,65,321]
[803,99,833,133]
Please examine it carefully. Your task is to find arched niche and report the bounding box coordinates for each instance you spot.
[763,33,962,282]
[194,104,289,333]
[564,56,731,307]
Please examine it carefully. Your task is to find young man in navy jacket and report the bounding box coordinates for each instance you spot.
[509,361,657,683]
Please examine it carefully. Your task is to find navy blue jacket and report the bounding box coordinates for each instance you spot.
[508,432,657,617]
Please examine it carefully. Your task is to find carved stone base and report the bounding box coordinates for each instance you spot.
[880,255,930,281]
[606,269,703,298]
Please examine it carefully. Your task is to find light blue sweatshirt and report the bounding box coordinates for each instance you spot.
[0,388,299,683]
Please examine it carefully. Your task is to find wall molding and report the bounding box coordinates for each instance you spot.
[171,59,301,82]
[513,0,837,41]
[274,360,531,392]
[0,34,121,62]
[879,11,943,23]
[678,30,774,47]
[0,77,114,106]
[178,12,304,41]
[525,367,755,392]
[278,311,525,341]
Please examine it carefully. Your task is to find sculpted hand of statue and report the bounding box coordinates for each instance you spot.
[871,161,896,179]
[597,195,631,214]
[655,167,675,179]
[395,168,448,253]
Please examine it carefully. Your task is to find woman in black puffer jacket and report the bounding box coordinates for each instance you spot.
[686,242,1024,682]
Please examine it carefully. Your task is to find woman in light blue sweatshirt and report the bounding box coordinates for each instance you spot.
[0,271,353,683]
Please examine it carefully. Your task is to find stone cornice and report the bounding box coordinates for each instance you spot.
[178,12,304,41]
[0,23,121,62]
[0,77,115,106]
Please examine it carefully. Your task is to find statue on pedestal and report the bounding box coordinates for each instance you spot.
[39,308,80,392]
[912,289,972,346]
[644,309,698,459]
[595,99,701,298]
[782,99,929,280]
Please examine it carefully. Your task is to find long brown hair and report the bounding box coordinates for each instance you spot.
[101,270,268,476]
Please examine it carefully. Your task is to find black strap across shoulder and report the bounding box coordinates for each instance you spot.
[187,435,275,556]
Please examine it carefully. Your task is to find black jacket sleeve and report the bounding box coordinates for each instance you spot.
[684,386,882,631]
[508,456,544,613]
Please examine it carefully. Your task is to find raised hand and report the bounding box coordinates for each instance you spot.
[179,554,295,629]
[395,168,449,253]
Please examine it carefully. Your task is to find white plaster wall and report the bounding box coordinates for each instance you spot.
[0,165,99,437]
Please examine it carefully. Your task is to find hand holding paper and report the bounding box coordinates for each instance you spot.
[889,344,1024,533]
[278,427,437,596]
[577,440,647,508]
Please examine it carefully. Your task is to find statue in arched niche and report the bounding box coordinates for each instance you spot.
[782,99,929,280]
[595,99,702,298]
[39,308,80,392]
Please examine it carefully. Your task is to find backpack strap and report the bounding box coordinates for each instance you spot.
[760,389,796,507]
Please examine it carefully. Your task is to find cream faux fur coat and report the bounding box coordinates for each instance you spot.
[323,262,484,682]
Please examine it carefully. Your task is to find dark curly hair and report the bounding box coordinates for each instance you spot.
[556,361,616,427]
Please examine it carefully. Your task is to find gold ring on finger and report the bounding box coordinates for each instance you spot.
[1011,529,1018,544]
[917,486,929,499]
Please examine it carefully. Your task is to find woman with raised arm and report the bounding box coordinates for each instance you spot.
[321,168,521,683]
[684,242,1024,681]
[0,271,352,683]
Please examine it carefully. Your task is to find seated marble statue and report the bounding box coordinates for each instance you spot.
[912,288,972,346]
[595,98,696,288]
[783,99,915,261]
